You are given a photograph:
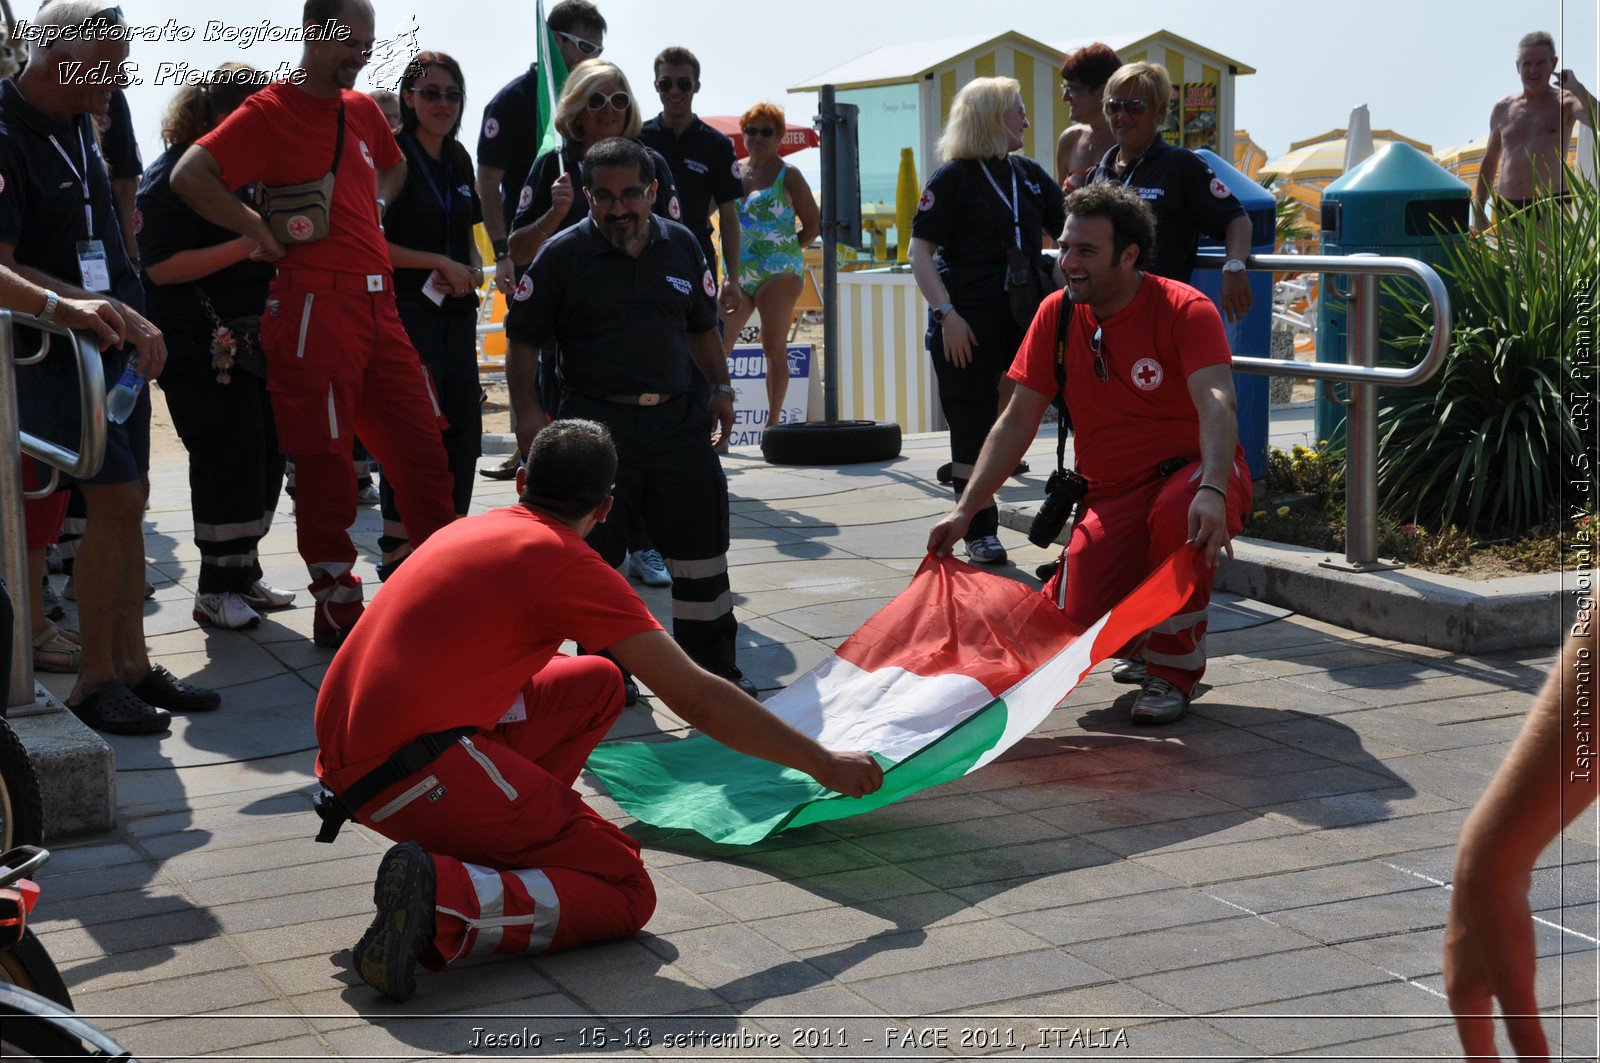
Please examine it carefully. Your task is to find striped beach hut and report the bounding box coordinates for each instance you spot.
[790,28,1254,434]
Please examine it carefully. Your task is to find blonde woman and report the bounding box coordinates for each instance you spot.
[721,102,820,429]
[909,76,1063,566]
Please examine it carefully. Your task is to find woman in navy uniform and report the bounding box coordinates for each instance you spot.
[910,76,1064,566]
[377,51,485,579]
[138,63,295,631]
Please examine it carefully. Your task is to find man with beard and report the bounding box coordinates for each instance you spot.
[928,183,1251,725]
[172,0,456,649]
[506,137,756,696]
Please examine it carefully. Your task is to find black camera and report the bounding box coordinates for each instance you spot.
[1028,468,1088,549]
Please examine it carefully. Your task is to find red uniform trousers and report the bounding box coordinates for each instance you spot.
[261,269,456,634]
[1045,458,1253,694]
[348,655,656,969]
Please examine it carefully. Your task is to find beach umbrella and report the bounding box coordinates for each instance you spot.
[703,116,820,160]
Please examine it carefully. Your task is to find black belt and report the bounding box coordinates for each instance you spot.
[312,725,475,843]
[569,389,683,406]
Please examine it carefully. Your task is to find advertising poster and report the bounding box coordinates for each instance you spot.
[726,344,813,447]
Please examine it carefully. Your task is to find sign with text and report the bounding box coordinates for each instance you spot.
[726,344,812,448]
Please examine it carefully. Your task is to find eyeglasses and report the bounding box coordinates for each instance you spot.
[586,186,648,207]
[743,126,776,138]
[655,77,694,93]
[586,91,630,112]
[1103,98,1149,116]
[1090,326,1108,381]
[411,85,463,105]
[1061,81,1092,97]
[557,30,603,58]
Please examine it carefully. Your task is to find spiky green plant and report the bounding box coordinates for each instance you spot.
[1375,155,1597,535]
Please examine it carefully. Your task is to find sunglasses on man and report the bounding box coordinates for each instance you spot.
[557,30,603,58]
[655,77,694,93]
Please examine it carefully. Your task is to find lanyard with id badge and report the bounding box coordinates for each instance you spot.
[50,125,112,292]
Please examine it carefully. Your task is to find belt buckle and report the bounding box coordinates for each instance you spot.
[639,392,662,406]
[365,274,385,293]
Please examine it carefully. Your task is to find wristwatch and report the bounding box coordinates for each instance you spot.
[931,303,954,322]
[712,383,737,399]
[1221,259,1246,274]
[38,289,59,324]
[491,237,510,260]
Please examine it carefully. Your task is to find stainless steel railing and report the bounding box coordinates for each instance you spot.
[2,314,108,713]
[1196,251,1452,571]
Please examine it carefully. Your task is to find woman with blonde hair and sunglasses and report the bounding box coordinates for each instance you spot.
[720,102,819,429]
[909,76,1063,567]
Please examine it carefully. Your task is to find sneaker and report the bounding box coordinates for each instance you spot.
[356,482,381,506]
[1130,676,1190,725]
[718,665,760,698]
[353,842,436,1002]
[239,580,296,611]
[41,577,65,622]
[1110,657,1149,685]
[193,591,262,630]
[965,535,1008,565]
[626,549,672,588]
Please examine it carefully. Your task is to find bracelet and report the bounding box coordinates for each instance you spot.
[1196,482,1227,498]
[491,237,509,258]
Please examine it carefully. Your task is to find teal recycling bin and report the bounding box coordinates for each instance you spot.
[1315,143,1469,444]
[1193,149,1275,480]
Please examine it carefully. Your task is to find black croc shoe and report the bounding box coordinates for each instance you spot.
[132,665,221,713]
[70,680,171,735]
[353,842,436,1002]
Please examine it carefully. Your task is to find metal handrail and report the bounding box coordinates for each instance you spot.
[2,311,109,713]
[1195,251,1453,571]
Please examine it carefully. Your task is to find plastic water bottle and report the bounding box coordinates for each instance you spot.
[106,355,144,424]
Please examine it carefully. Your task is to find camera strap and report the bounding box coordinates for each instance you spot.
[1052,295,1075,476]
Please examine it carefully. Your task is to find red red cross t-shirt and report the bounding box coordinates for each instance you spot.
[197,81,400,275]
[1009,276,1242,492]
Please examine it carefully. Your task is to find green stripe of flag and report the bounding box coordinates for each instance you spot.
[534,0,568,159]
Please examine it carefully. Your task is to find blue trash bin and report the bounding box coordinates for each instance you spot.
[1192,149,1274,481]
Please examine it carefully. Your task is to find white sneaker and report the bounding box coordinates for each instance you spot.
[193,591,262,630]
[240,579,296,611]
[965,535,1008,565]
[356,482,381,506]
[626,549,673,587]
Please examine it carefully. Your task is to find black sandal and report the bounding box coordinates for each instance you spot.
[131,665,221,713]
[69,680,171,735]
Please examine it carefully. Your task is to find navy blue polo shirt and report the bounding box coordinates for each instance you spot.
[476,65,541,229]
[514,214,716,396]
[638,115,741,274]
[386,133,484,315]
[911,154,1063,307]
[512,141,680,245]
[137,142,274,333]
[0,78,143,329]
[1086,136,1244,283]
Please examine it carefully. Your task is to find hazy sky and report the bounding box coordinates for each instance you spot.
[96,0,1599,180]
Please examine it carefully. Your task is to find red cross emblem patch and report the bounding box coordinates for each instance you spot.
[1131,357,1163,390]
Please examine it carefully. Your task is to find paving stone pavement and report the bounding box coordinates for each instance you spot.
[26,417,1596,1062]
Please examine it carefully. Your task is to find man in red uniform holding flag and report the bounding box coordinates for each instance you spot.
[929,183,1252,724]
[313,419,882,1001]
[172,0,456,648]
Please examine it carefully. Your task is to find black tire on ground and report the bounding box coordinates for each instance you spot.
[760,421,903,466]
[0,929,73,1010]
[0,719,45,850]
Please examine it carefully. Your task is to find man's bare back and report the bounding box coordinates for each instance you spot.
[1475,35,1595,227]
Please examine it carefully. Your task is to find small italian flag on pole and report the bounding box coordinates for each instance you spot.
[534,0,567,158]
[587,549,1203,845]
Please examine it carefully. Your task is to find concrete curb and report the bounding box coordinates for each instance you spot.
[998,501,1581,653]
[9,696,116,840]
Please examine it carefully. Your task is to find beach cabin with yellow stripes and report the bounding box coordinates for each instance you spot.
[790,29,1253,434]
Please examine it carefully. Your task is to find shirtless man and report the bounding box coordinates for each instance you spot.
[1055,42,1121,191]
[1474,31,1595,229]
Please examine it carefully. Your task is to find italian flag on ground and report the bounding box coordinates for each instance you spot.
[587,549,1203,845]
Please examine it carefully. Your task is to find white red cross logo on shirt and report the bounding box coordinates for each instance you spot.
[1131,357,1163,390]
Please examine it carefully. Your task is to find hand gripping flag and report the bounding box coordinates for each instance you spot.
[534,0,568,159]
[586,548,1204,845]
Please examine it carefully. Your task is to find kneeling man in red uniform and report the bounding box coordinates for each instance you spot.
[314,419,883,1001]
[929,182,1252,724]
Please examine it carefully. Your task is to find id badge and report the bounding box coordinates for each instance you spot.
[76,240,111,292]
[422,270,449,307]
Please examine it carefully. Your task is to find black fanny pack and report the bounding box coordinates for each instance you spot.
[312,725,475,843]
